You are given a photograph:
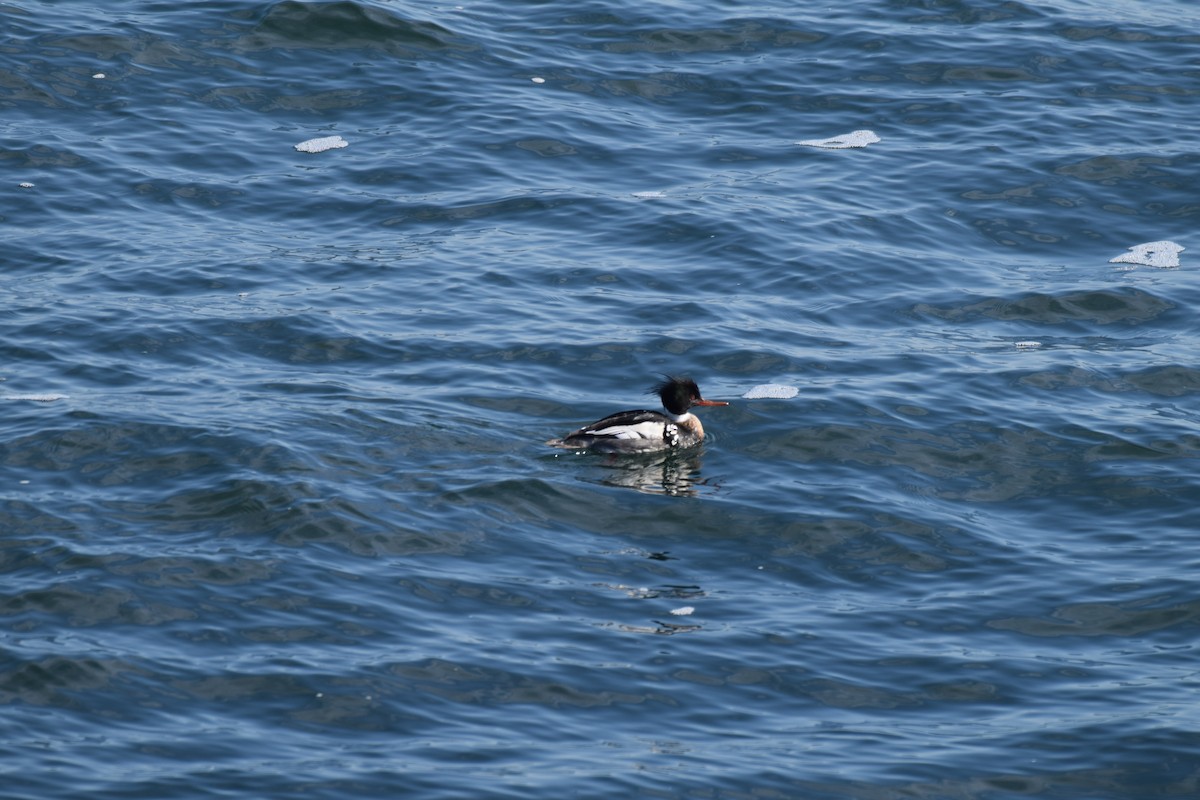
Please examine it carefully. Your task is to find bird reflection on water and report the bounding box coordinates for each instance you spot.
[589,449,720,497]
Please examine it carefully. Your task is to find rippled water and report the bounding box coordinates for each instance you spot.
[3,1,1199,797]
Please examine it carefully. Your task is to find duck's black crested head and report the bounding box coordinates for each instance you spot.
[652,375,704,416]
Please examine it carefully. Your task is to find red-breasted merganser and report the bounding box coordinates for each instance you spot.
[547,376,729,454]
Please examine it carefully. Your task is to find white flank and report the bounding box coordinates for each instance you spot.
[592,421,662,440]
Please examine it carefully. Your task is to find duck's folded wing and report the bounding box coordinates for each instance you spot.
[571,410,666,440]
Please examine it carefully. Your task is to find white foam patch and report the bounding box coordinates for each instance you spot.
[670,606,695,616]
[18,182,34,189]
[742,384,799,399]
[3,393,68,402]
[796,129,880,149]
[294,135,348,154]
[1109,240,1183,268]
[631,191,665,199]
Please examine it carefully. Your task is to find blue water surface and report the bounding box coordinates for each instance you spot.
[2,0,1200,797]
